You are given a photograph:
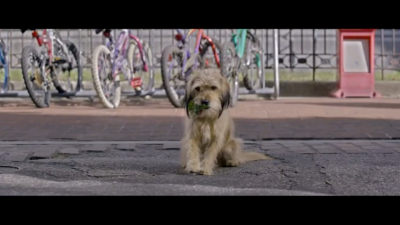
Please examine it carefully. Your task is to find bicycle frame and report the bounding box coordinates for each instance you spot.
[231,29,248,58]
[31,29,71,64]
[173,29,220,79]
[231,29,261,67]
[101,29,148,80]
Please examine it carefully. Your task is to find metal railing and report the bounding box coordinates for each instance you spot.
[1,29,400,80]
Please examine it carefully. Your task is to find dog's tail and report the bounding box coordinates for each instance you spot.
[240,151,272,162]
[233,138,272,162]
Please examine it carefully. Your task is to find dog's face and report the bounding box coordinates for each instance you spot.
[182,69,231,119]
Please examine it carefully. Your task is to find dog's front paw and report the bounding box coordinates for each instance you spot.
[184,163,201,174]
[225,160,241,167]
[197,169,213,176]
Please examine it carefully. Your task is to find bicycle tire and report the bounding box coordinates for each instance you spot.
[243,33,264,91]
[66,40,83,91]
[199,38,222,69]
[220,41,239,107]
[161,45,185,108]
[21,45,51,108]
[0,41,9,92]
[51,40,83,93]
[91,45,121,109]
[127,40,154,94]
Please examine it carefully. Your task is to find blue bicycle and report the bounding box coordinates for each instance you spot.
[0,37,10,93]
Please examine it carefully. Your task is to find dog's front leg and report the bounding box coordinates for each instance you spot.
[198,143,220,175]
[183,139,202,173]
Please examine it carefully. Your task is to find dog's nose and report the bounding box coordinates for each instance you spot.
[201,100,209,105]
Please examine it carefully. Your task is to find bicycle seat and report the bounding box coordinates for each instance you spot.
[20,29,36,33]
[95,29,111,34]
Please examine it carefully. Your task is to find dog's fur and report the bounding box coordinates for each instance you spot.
[180,69,270,175]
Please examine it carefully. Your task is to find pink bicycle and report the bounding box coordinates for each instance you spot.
[91,29,154,108]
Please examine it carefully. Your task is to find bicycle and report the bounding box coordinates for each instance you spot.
[0,36,10,93]
[91,29,154,109]
[20,29,83,108]
[161,29,229,108]
[220,29,265,106]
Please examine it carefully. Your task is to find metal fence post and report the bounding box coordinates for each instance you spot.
[266,29,269,70]
[381,29,384,80]
[150,29,154,48]
[312,29,317,81]
[262,29,265,89]
[273,29,280,99]
[289,29,293,73]
[9,30,13,68]
[150,29,154,72]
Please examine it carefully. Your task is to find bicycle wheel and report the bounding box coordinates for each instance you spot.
[21,46,51,108]
[51,40,83,93]
[161,45,186,108]
[0,40,10,93]
[243,33,264,91]
[199,38,222,69]
[91,45,121,109]
[220,41,239,107]
[127,40,154,94]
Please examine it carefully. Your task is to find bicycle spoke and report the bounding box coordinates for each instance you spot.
[98,52,114,101]
[167,52,185,98]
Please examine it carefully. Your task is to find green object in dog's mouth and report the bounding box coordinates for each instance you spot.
[188,100,210,115]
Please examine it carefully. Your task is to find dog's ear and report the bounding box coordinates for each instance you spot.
[182,77,195,118]
[219,76,231,118]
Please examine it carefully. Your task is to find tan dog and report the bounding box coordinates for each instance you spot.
[180,69,270,175]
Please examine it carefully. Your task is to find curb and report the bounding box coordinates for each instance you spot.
[2,139,400,163]
[2,139,400,145]
[3,80,400,98]
[0,140,259,145]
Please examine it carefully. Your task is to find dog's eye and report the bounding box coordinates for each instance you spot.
[195,87,200,91]
[211,86,217,90]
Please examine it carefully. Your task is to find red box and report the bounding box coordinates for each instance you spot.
[331,29,380,98]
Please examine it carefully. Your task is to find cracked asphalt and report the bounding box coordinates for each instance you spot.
[1,141,400,195]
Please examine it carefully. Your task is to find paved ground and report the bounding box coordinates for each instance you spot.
[1,97,400,195]
[2,140,400,195]
[1,97,400,141]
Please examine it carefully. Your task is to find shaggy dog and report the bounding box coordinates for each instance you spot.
[180,69,270,175]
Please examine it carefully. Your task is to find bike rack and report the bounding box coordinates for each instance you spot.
[234,29,280,99]
[0,77,88,98]
[0,29,91,99]
[0,29,280,100]
[0,90,159,98]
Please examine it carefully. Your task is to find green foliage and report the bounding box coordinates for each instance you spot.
[187,100,210,115]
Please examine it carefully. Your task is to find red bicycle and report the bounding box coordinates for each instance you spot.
[20,29,83,108]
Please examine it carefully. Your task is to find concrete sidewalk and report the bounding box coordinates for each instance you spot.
[0,98,400,141]
[2,140,400,195]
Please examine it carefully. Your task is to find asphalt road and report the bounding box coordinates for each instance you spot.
[1,142,400,195]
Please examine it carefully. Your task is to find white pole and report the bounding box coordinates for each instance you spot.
[273,29,280,99]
